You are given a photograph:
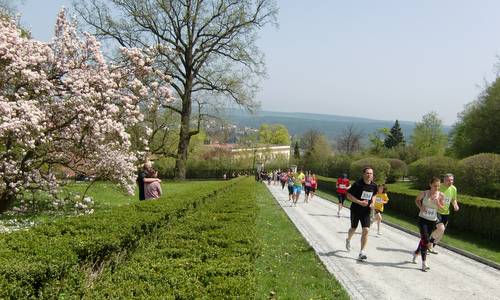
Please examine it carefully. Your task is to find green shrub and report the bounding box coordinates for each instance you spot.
[408,156,458,189]
[386,182,500,240]
[0,180,238,298]
[384,158,408,183]
[350,157,390,183]
[455,153,500,199]
[324,155,352,178]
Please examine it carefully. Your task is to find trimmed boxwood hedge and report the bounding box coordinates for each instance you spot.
[316,177,500,241]
[385,182,500,240]
[455,153,500,199]
[83,177,259,298]
[350,157,391,184]
[0,179,240,298]
[408,156,458,189]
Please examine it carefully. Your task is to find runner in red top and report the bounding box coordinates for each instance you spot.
[336,173,351,217]
[310,173,318,200]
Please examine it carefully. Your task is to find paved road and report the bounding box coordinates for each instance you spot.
[265,183,500,300]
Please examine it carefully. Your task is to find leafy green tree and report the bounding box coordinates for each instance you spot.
[450,77,500,157]
[300,130,332,173]
[368,128,390,154]
[75,0,278,179]
[384,120,405,148]
[410,112,447,157]
[259,123,290,145]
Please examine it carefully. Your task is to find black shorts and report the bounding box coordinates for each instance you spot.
[350,209,371,228]
[304,186,312,195]
[375,209,383,214]
[337,193,347,204]
[436,214,449,226]
[287,186,294,195]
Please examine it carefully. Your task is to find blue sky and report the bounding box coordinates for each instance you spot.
[18,0,500,125]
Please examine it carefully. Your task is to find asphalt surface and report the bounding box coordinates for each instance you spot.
[265,183,500,300]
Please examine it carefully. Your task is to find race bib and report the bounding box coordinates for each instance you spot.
[375,197,383,203]
[445,197,451,206]
[339,184,346,189]
[423,207,437,219]
[360,191,373,201]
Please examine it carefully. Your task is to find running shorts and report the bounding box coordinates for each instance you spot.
[436,213,449,226]
[337,192,347,204]
[350,208,371,228]
[293,185,302,194]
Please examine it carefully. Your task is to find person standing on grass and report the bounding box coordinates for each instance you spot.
[373,184,389,235]
[137,162,161,201]
[144,169,162,200]
[336,173,351,217]
[412,177,445,271]
[428,173,459,254]
[345,167,377,261]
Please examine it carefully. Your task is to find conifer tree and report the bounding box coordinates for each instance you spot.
[384,120,405,148]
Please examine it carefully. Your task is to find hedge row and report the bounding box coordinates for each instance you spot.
[386,183,500,240]
[316,177,500,240]
[408,153,500,199]
[0,179,240,298]
[82,177,258,298]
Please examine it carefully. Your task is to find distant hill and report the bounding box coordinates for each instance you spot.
[222,109,451,144]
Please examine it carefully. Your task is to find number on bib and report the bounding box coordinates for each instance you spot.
[423,207,437,219]
[360,191,373,201]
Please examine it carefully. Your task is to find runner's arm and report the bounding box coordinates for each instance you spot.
[452,196,459,211]
[347,192,367,206]
[436,193,445,209]
[415,192,424,211]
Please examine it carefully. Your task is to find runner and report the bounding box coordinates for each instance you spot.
[280,170,288,190]
[310,173,318,199]
[412,177,445,271]
[292,168,305,206]
[428,173,459,254]
[373,184,389,235]
[287,170,294,201]
[345,167,377,261]
[304,172,313,203]
[336,173,351,217]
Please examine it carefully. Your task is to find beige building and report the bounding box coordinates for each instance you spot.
[231,145,291,161]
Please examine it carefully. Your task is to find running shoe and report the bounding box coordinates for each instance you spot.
[377,231,382,235]
[345,239,351,251]
[412,253,418,264]
[428,247,438,254]
[421,262,430,272]
[358,253,367,260]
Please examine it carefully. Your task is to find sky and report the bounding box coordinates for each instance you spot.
[16,0,500,125]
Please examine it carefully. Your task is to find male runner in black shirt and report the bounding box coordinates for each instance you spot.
[345,166,377,260]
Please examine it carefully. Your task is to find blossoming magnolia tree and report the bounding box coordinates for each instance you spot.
[0,10,173,212]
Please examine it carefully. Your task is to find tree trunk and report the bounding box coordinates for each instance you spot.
[0,193,15,214]
[174,82,193,180]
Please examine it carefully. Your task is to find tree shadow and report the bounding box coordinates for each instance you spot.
[308,213,337,217]
[318,250,417,270]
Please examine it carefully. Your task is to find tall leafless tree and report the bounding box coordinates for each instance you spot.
[336,124,363,155]
[74,0,277,178]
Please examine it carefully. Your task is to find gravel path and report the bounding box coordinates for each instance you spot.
[265,183,500,300]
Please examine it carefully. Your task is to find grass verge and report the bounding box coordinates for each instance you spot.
[255,183,349,299]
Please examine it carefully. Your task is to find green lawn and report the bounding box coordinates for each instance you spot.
[316,190,500,264]
[255,183,349,299]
